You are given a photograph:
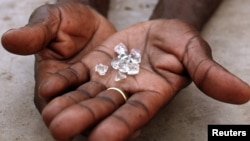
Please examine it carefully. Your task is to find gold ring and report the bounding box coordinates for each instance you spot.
[107,87,127,102]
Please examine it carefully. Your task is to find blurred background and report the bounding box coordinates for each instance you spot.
[0,0,249,140]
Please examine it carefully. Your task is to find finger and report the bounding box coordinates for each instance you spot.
[48,88,128,141]
[183,36,250,104]
[1,4,60,55]
[38,61,90,100]
[42,81,106,126]
[88,90,173,141]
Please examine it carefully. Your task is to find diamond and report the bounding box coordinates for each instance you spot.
[111,43,142,81]
[127,63,140,75]
[115,71,127,81]
[130,48,141,63]
[95,63,108,76]
[118,60,129,73]
[118,54,131,62]
[114,43,128,55]
[111,59,120,70]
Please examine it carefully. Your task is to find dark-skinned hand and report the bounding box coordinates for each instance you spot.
[1,1,250,141]
[1,0,116,112]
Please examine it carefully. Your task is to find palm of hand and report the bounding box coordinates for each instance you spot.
[40,19,250,141]
[24,1,117,110]
[40,20,192,141]
[2,1,249,141]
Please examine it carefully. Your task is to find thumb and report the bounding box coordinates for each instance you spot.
[1,4,60,55]
[184,37,250,104]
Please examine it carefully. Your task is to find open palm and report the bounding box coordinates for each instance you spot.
[41,20,250,141]
[1,1,249,141]
[2,0,116,112]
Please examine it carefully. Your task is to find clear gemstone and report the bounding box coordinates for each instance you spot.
[112,43,142,81]
[95,63,108,76]
[130,48,141,63]
[118,54,130,62]
[111,59,120,70]
[114,43,128,55]
[127,63,140,75]
[118,61,129,73]
[115,71,127,81]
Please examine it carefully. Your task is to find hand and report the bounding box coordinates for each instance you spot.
[1,0,116,112]
[40,20,250,140]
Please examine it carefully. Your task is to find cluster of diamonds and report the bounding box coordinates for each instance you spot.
[111,43,141,81]
[95,43,141,82]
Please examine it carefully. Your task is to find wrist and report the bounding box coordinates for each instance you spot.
[57,0,110,17]
[57,0,91,5]
[150,0,222,31]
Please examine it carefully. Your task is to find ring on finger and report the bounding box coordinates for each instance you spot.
[107,87,128,102]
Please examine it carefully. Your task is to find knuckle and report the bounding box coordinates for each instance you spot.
[49,119,71,141]
[41,97,66,125]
